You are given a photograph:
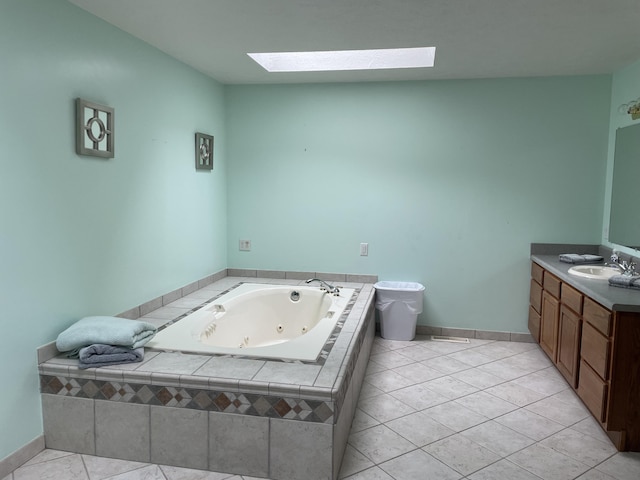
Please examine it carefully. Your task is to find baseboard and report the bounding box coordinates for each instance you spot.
[373,322,534,343]
[415,325,534,343]
[226,268,379,284]
[0,435,45,478]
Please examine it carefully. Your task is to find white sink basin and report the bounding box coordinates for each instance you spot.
[568,265,620,280]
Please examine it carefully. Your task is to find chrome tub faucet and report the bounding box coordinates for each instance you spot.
[306,278,340,295]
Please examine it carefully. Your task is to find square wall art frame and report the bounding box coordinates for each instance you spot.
[195,132,214,170]
[76,98,114,158]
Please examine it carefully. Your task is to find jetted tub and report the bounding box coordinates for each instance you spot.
[146,283,355,361]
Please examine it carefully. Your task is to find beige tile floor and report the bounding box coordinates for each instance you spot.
[7,335,640,479]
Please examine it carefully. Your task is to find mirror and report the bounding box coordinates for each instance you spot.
[609,123,640,249]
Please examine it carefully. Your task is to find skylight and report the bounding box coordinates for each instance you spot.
[247,47,436,73]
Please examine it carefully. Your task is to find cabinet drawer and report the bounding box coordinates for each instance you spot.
[583,297,612,337]
[581,321,610,380]
[528,305,541,342]
[561,283,583,315]
[543,271,561,299]
[530,279,542,313]
[577,359,608,423]
[531,262,544,285]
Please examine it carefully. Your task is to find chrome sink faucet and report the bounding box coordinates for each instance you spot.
[609,251,637,276]
[306,278,340,295]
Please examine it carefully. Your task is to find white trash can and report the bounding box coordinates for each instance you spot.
[374,281,425,341]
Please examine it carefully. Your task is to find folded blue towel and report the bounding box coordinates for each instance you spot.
[608,274,640,289]
[56,316,157,357]
[78,344,144,369]
[559,254,604,264]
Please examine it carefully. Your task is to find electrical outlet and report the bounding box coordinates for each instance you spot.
[360,243,368,256]
[239,239,251,251]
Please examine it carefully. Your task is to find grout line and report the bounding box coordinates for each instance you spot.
[267,418,271,479]
[92,399,97,457]
[351,340,610,478]
[79,454,90,480]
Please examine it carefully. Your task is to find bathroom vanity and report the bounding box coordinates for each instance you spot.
[529,248,640,451]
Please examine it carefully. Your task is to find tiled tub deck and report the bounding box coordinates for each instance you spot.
[37,274,377,480]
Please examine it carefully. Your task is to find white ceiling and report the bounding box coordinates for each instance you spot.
[67,0,640,85]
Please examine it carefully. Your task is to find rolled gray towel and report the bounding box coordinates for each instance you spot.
[78,344,144,369]
[559,254,604,264]
[608,274,640,289]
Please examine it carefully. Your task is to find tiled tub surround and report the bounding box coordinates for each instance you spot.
[38,273,377,480]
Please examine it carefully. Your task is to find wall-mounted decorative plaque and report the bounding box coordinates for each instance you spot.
[76,98,114,158]
[195,132,214,170]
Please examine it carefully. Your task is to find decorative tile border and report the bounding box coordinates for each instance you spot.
[40,375,335,424]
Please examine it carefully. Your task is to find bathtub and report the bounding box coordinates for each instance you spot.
[146,283,355,361]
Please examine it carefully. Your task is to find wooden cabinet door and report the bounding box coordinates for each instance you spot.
[540,291,560,362]
[557,304,581,387]
[528,306,541,342]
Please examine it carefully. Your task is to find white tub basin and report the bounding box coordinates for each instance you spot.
[568,265,620,280]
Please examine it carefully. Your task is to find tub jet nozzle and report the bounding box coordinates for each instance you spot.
[204,322,217,337]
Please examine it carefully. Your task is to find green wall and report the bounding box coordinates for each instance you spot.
[0,0,227,459]
[0,0,628,465]
[226,77,611,333]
